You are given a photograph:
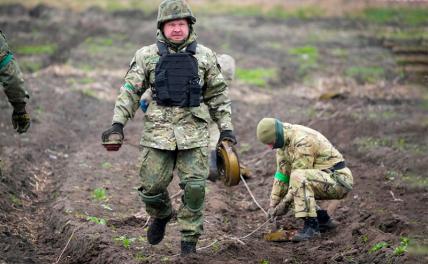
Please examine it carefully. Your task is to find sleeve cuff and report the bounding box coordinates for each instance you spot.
[274,171,290,184]
[112,116,127,126]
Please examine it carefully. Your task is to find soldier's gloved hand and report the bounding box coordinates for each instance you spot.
[218,130,237,145]
[274,199,291,217]
[267,207,277,222]
[101,123,124,151]
[11,103,30,134]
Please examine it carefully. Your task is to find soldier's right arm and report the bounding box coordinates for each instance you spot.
[0,31,29,107]
[111,55,147,125]
[270,149,291,208]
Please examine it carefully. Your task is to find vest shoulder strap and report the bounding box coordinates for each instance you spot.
[156,41,169,56]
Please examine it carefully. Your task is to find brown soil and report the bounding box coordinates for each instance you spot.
[0,4,427,264]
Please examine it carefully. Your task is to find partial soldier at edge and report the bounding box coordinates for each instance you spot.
[0,30,31,134]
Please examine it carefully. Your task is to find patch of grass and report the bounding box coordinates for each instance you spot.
[288,45,319,78]
[360,8,428,26]
[385,170,400,181]
[86,215,107,225]
[408,241,428,256]
[15,44,57,55]
[236,67,276,88]
[260,260,270,264]
[379,29,428,41]
[134,252,151,262]
[91,187,108,202]
[361,234,369,244]
[401,172,428,189]
[345,66,385,84]
[369,241,389,253]
[10,194,22,206]
[354,136,424,154]
[393,237,410,256]
[114,235,136,249]
[211,240,221,253]
[83,36,115,54]
[331,48,349,58]
[34,105,44,116]
[80,88,98,99]
[19,60,43,73]
[101,162,112,169]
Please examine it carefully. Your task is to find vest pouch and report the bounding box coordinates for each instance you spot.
[154,69,170,103]
[188,78,201,107]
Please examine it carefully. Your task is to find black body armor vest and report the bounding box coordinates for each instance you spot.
[154,41,202,107]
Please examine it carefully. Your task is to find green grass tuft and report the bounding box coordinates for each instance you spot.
[236,67,276,88]
[369,241,389,253]
[288,45,319,78]
[360,8,428,26]
[345,66,384,84]
[15,44,57,55]
[91,187,108,201]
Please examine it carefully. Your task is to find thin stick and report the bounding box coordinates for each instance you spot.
[54,227,76,264]
[390,191,403,202]
[143,217,151,228]
[238,218,272,240]
[240,175,268,216]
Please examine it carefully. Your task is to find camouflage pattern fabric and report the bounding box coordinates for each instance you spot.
[0,31,29,105]
[270,122,353,218]
[112,30,233,150]
[138,146,209,242]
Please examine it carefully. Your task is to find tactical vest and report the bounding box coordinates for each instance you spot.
[154,41,202,107]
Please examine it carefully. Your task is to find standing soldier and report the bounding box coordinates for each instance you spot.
[0,31,31,134]
[101,0,236,255]
[256,118,353,242]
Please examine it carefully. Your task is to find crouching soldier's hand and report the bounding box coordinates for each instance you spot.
[101,123,124,151]
[11,103,30,134]
[267,199,291,221]
[218,130,237,145]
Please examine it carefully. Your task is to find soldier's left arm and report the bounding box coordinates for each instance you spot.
[0,31,29,106]
[202,51,233,131]
[290,136,316,170]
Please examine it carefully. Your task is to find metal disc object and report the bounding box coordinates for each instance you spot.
[264,229,298,242]
[216,141,240,186]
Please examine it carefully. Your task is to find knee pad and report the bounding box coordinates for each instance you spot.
[138,189,169,209]
[183,180,205,212]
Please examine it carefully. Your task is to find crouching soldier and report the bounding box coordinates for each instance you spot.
[256,118,353,242]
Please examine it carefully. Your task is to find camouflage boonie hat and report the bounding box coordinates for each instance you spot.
[157,0,196,29]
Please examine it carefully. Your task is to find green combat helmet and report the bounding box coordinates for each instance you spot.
[157,0,196,29]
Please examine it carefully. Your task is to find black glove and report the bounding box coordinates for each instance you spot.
[218,130,237,145]
[11,103,30,134]
[101,123,124,151]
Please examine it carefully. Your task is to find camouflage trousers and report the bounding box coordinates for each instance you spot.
[284,167,353,218]
[138,146,209,242]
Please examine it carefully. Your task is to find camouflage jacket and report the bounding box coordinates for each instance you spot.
[277,122,344,173]
[270,122,345,206]
[112,30,233,150]
[0,31,29,105]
